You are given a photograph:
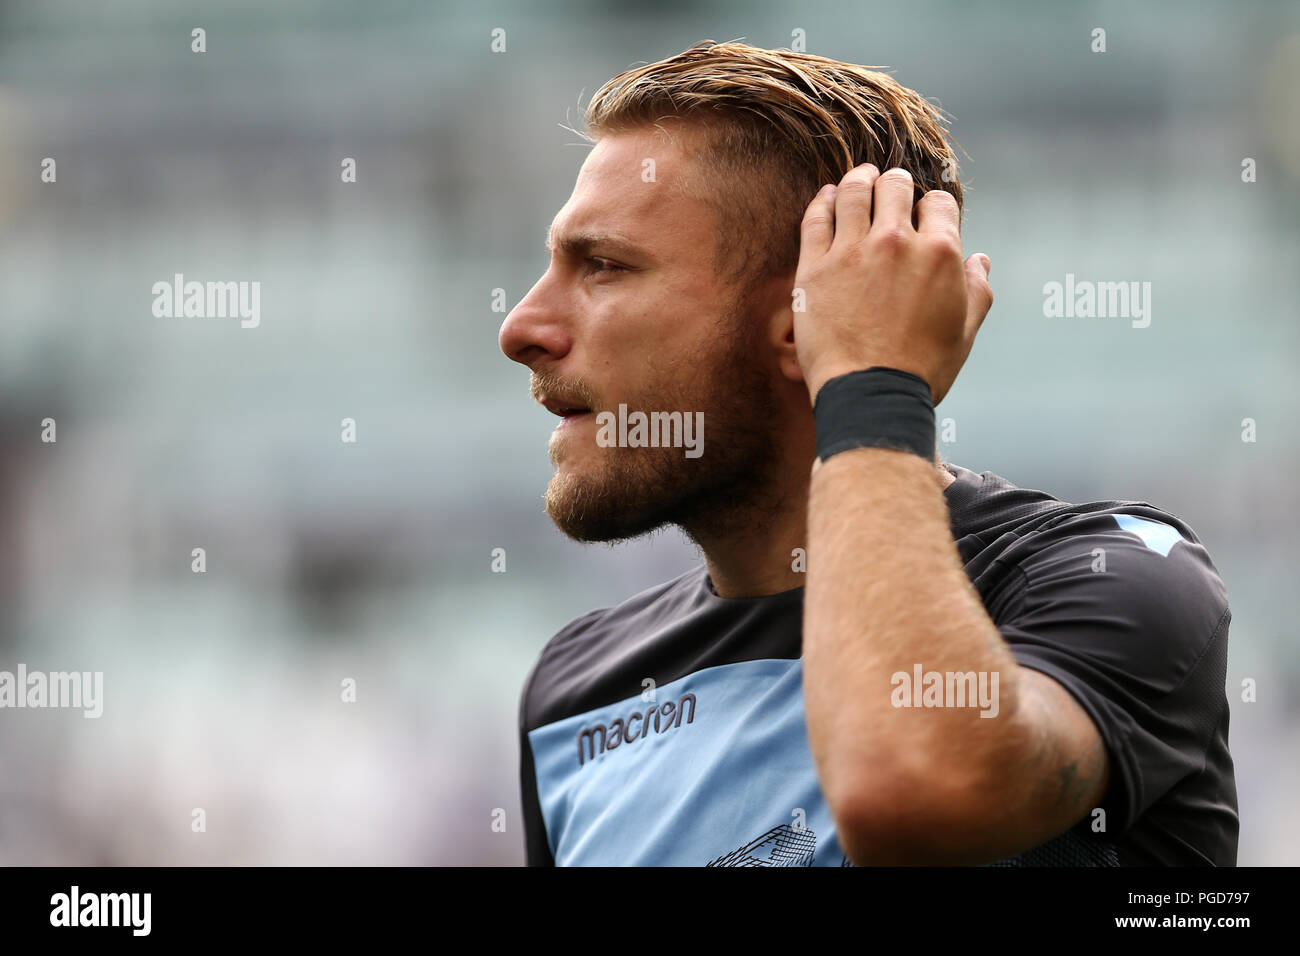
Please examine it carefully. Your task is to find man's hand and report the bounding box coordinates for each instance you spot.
[793,164,992,406]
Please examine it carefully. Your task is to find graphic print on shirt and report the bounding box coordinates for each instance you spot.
[1111,513,1184,557]
[707,823,817,867]
[528,657,848,866]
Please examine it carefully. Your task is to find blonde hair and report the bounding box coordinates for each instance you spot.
[581,40,964,289]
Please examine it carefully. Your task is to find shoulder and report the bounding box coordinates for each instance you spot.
[540,563,708,658]
[946,463,1228,621]
[1015,504,1227,612]
[518,564,708,730]
[997,500,1231,693]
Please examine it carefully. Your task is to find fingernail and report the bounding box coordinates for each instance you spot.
[979,254,991,275]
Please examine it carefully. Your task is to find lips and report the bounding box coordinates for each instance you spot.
[539,396,593,418]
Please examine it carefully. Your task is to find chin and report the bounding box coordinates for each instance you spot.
[547,429,593,467]
[543,464,668,544]
[547,444,595,483]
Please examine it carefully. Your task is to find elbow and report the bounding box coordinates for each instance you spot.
[827,757,1015,866]
[828,670,1038,864]
[832,794,972,866]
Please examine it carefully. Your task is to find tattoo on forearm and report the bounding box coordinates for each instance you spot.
[1057,761,1081,804]
[1023,677,1109,813]
[1056,732,1106,808]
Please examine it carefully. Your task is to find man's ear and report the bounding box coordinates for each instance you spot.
[767,274,804,385]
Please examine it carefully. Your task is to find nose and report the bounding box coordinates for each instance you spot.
[499,271,573,368]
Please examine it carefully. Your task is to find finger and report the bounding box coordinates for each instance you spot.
[870,167,916,233]
[830,163,879,248]
[915,189,960,240]
[963,253,993,338]
[799,184,838,261]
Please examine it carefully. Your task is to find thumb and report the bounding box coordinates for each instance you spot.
[963,253,993,335]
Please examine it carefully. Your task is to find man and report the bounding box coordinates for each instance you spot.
[500,40,1237,866]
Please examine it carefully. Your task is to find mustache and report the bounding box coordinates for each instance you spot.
[529,369,602,411]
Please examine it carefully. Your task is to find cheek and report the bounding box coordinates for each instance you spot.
[593,286,735,401]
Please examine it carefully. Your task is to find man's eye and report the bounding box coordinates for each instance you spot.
[584,257,627,276]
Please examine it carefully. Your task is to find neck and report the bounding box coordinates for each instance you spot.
[690,454,955,599]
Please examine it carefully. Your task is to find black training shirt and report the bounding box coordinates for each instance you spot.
[518,462,1238,866]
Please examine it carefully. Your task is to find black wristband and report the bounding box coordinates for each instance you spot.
[813,367,936,462]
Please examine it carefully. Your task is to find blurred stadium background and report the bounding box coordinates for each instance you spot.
[0,0,1296,865]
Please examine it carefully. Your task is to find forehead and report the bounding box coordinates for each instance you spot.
[547,126,717,257]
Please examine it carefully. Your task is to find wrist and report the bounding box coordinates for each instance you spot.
[806,359,932,406]
[813,367,936,463]
[805,361,867,406]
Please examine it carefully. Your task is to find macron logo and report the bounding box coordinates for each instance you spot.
[575,692,697,766]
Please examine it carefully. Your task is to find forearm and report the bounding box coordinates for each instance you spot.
[792,166,1107,863]
[803,445,1028,862]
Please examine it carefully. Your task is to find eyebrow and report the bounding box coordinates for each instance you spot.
[544,226,652,263]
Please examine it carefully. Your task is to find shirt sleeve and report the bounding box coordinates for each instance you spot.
[989,510,1232,837]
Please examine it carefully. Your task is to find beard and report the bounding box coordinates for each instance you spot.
[536,304,784,545]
